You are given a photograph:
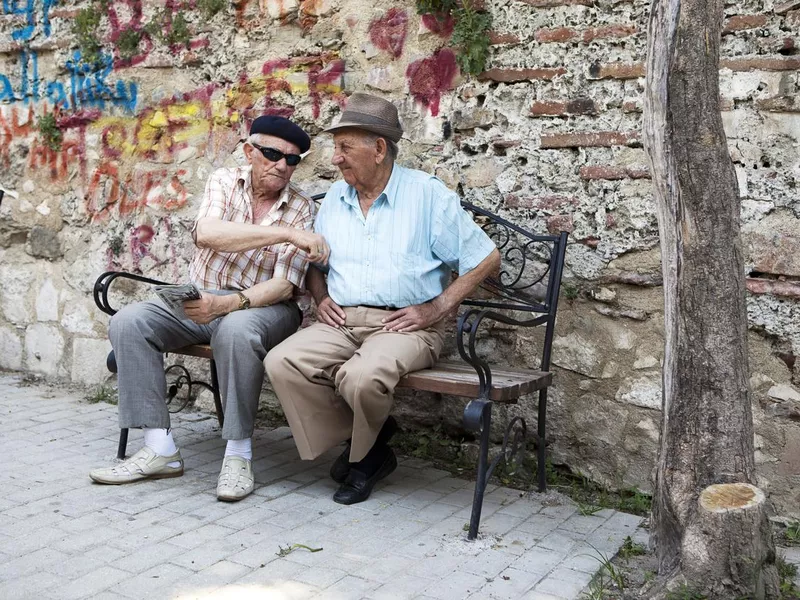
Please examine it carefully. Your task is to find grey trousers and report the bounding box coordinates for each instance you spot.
[109,296,301,440]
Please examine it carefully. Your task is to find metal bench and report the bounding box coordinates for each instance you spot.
[92,198,567,539]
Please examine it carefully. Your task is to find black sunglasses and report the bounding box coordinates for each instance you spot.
[250,142,302,166]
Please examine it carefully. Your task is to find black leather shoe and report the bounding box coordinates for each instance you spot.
[332,448,397,505]
[329,417,399,484]
[329,442,351,484]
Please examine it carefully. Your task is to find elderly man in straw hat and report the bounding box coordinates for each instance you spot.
[266,93,501,504]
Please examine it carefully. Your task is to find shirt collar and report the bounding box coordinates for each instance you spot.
[236,165,252,190]
[341,163,400,208]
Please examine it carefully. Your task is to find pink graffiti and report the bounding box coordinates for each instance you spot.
[406,49,458,116]
[130,224,156,271]
[262,54,346,119]
[421,12,455,38]
[369,8,408,59]
[106,0,208,68]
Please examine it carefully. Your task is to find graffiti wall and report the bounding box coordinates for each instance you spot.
[2,0,800,515]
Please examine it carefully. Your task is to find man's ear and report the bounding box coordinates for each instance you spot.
[375,137,387,165]
[243,143,253,164]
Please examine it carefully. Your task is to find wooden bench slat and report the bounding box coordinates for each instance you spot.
[398,361,552,402]
[168,350,551,403]
[170,344,214,360]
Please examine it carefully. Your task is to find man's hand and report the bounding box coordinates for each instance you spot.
[289,229,330,265]
[382,302,443,332]
[184,293,231,325]
[316,295,346,328]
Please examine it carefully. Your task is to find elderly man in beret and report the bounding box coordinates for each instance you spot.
[90,116,329,502]
[266,93,501,504]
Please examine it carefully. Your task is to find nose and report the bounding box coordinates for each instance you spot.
[331,151,344,166]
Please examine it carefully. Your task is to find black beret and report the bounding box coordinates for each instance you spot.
[250,115,311,154]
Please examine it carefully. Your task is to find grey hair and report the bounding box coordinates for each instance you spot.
[361,131,398,163]
[247,133,272,147]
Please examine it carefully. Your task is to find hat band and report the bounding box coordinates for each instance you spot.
[338,110,400,129]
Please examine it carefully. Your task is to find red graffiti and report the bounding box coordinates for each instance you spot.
[406,49,459,116]
[28,139,81,182]
[421,12,455,37]
[0,106,98,181]
[369,8,408,59]
[0,106,35,167]
[85,163,188,222]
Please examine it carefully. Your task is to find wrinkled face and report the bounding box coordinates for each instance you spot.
[331,129,383,189]
[244,133,301,195]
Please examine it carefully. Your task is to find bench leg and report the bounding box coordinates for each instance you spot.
[464,398,492,541]
[210,359,224,428]
[537,388,548,493]
[117,428,129,460]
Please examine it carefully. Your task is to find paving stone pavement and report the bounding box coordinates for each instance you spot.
[0,373,644,600]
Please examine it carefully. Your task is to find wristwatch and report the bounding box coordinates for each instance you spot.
[236,291,251,310]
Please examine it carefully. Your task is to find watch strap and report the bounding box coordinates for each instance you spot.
[236,291,250,310]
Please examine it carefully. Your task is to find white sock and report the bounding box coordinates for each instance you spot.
[225,438,252,461]
[143,428,181,467]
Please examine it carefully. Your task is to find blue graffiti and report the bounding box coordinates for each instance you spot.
[0,51,138,112]
[2,0,59,42]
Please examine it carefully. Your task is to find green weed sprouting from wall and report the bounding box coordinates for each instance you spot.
[36,114,63,151]
[117,28,143,61]
[197,0,226,19]
[415,0,492,76]
[145,11,191,48]
[72,5,104,65]
[73,1,198,65]
[166,13,192,47]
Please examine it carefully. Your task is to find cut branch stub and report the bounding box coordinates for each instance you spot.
[680,483,779,599]
[699,482,762,512]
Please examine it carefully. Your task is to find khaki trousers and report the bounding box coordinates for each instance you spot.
[265,306,445,462]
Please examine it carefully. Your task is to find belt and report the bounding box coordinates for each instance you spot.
[355,304,400,311]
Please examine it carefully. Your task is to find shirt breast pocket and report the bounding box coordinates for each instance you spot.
[258,248,279,273]
[389,252,421,304]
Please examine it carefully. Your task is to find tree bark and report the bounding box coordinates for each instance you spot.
[642,0,780,596]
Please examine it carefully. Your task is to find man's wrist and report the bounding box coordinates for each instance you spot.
[224,294,239,314]
[430,296,449,318]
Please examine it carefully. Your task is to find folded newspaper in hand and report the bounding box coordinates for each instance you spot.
[153,283,202,319]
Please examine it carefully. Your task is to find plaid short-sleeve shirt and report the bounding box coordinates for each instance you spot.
[189,166,316,292]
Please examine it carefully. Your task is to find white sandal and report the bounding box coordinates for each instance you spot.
[217,455,255,501]
[89,446,183,484]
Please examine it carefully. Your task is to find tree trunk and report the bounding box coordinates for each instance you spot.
[642,0,780,597]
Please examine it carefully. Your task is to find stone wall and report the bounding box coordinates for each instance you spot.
[1,0,799,515]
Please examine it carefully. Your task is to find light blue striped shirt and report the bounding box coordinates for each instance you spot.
[314,164,497,307]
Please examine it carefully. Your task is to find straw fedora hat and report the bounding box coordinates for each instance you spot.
[323,93,404,142]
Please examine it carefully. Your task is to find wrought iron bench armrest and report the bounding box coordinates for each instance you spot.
[93,271,171,317]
